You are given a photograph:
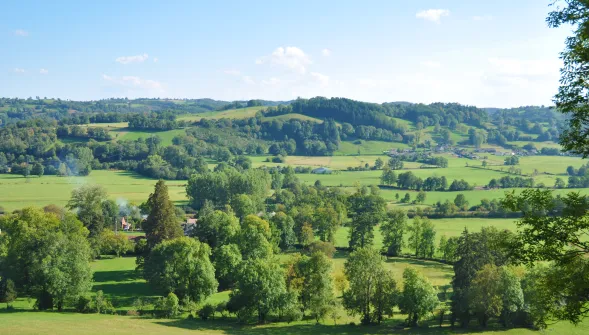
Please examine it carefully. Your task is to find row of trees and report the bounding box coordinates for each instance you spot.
[381,168,472,191]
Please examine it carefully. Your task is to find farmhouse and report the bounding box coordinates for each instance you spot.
[312,167,332,174]
[182,218,197,236]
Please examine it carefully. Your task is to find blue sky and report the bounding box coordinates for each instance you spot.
[0,0,572,107]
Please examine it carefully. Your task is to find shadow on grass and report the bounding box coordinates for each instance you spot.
[152,318,514,335]
[93,270,137,283]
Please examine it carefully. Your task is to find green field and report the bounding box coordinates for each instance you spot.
[0,171,186,212]
[1,151,586,212]
[2,253,588,335]
[335,141,409,155]
[177,106,267,122]
[2,312,587,335]
[111,129,186,147]
[333,218,519,250]
[263,113,324,123]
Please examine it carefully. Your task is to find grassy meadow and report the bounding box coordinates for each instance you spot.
[2,253,588,335]
[0,171,187,212]
[0,152,586,212]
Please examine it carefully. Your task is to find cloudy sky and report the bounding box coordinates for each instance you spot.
[0,0,573,107]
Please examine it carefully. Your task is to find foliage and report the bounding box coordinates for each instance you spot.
[0,208,93,311]
[548,0,589,156]
[144,180,183,250]
[348,191,386,249]
[186,169,270,211]
[399,268,439,327]
[67,185,110,237]
[342,247,397,325]
[380,209,407,256]
[502,188,589,325]
[143,237,217,302]
[229,257,289,323]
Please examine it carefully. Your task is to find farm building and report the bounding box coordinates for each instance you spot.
[311,167,332,174]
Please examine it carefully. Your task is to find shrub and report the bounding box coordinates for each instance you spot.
[94,290,115,314]
[75,295,93,313]
[164,293,180,318]
[0,279,17,306]
[198,303,215,320]
[181,296,198,317]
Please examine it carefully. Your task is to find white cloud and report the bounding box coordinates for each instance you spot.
[115,53,149,64]
[473,15,493,21]
[310,72,330,86]
[223,69,241,76]
[321,48,331,57]
[102,74,164,92]
[421,61,441,69]
[14,29,28,37]
[39,68,48,75]
[256,46,312,74]
[153,57,159,63]
[14,68,25,73]
[416,9,450,23]
[242,76,255,85]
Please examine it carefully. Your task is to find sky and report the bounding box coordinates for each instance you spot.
[0,0,575,107]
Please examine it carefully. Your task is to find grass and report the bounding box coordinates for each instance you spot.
[2,253,588,334]
[335,141,409,155]
[333,218,518,250]
[297,167,509,188]
[91,256,154,310]
[2,312,588,335]
[111,129,186,147]
[379,188,588,206]
[177,106,266,122]
[0,171,186,212]
[262,113,323,123]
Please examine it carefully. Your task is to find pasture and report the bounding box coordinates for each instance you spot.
[111,129,186,147]
[333,218,519,250]
[0,171,187,212]
[2,253,588,335]
[177,106,266,122]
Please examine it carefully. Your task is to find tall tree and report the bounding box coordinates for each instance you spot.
[348,192,386,249]
[285,252,336,322]
[270,212,296,250]
[192,209,239,249]
[548,1,589,156]
[502,189,589,324]
[380,209,407,256]
[143,237,217,302]
[342,247,397,325]
[66,185,108,237]
[312,206,340,242]
[0,208,93,311]
[399,268,439,327]
[144,180,183,250]
[229,257,290,323]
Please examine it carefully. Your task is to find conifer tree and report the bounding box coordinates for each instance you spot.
[144,180,183,249]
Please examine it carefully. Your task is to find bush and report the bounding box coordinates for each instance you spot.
[198,303,215,320]
[181,296,198,317]
[308,241,336,258]
[162,293,180,318]
[0,279,17,305]
[95,290,116,314]
[75,295,93,313]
